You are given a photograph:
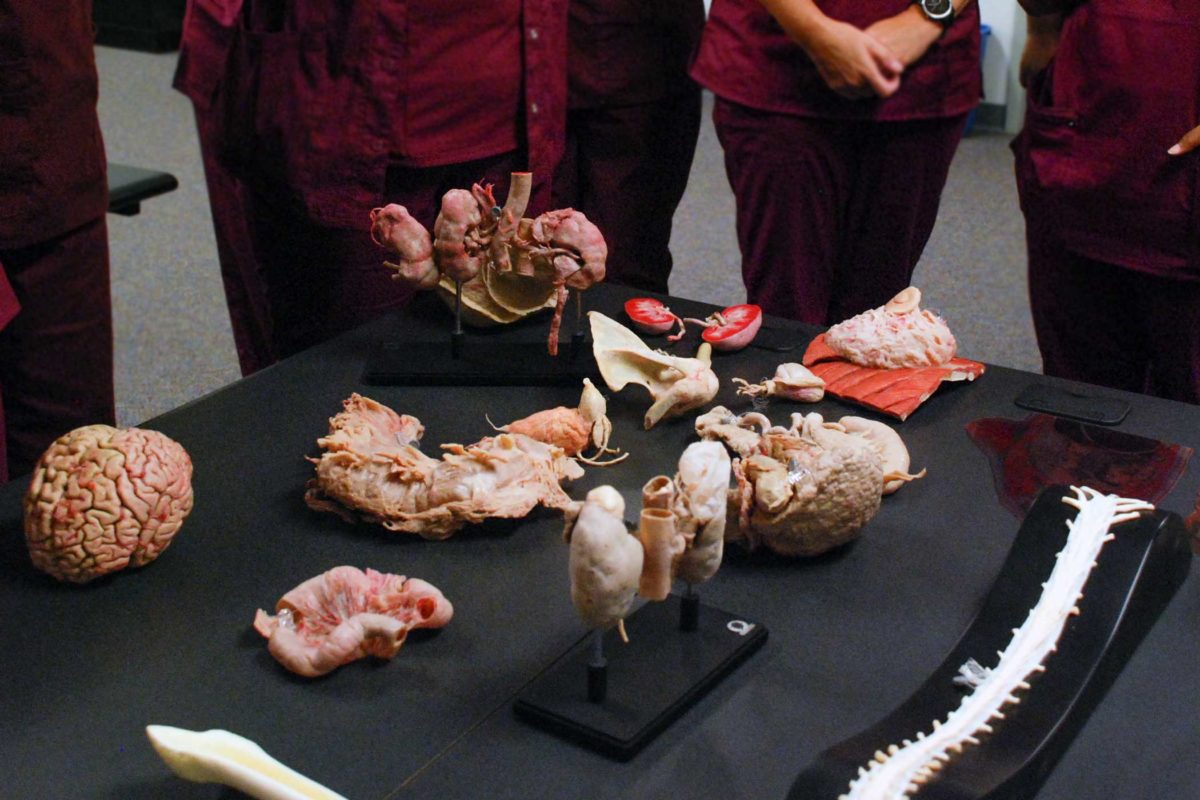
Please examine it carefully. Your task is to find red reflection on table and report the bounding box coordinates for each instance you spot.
[966,414,1192,519]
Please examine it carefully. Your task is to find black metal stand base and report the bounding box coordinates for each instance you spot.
[787,485,1192,800]
[514,595,767,761]
[363,336,595,386]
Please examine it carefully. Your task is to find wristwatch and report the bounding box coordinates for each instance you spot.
[916,0,956,26]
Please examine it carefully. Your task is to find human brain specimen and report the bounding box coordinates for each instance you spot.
[23,425,194,583]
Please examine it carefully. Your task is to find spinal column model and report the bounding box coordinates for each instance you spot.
[839,486,1154,799]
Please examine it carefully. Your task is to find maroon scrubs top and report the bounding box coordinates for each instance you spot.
[0,1,108,248]
[1013,0,1200,280]
[567,0,704,109]
[174,0,568,229]
[690,0,981,120]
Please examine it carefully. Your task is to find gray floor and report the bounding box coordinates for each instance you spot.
[96,46,1037,428]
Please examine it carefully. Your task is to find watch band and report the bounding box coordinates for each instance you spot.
[916,0,956,26]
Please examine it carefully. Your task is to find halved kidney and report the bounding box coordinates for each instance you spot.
[693,304,762,351]
[624,298,686,340]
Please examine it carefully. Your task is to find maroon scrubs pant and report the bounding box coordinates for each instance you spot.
[554,89,702,294]
[0,217,115,482]
[1027,229,1200,404]
[713,97,967,325]
[196,104,525,375]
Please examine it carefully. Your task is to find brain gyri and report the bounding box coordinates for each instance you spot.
[23,425,194,583]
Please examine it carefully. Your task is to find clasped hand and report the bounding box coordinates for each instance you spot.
[808,8,941,100]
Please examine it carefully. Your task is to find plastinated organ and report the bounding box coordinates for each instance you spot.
[23,424,194,583]
[589,311,719,429]
[565,486,643,639]
[565,442,731,638]
[370,172,606,355]
[803,287,986,421]
[623,299,763,352]
[698,409,924,556]
[305,394,583,538]
[733,362,825,403]
[840,487,1153,799]
[825,287,956,369]
[489,378,626,466]
[254,566,452,678]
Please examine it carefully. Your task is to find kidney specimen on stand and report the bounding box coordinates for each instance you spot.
[23,424,194,583]
[305,394,583,538]
[370,172,606,354]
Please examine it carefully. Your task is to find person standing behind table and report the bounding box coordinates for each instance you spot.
[174,0,568,376]
[552,0,705,295]
[690,0,981,325]
[0,0,115,483]
[1012,0,1200,404]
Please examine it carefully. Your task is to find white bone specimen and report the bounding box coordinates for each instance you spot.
[733,363,825,403]
[24,424,194,583]
[253,566,452,678]
[305,394,582,538]
[565,487,643,639]
[589,311,719,429]
[146,725,347,800]
[839,487,1153,799]
[825,287,957,369]
[489,378,626,466]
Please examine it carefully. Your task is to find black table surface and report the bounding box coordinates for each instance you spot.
[3,284,1197,800]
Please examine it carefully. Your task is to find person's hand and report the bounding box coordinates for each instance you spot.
[806,18,904,99]
[1168,124,1200,156]
[864,6,942,68]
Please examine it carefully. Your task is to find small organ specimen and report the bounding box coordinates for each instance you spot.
[254,566,452,678]
[371,172,606,354]
[23,424,193,583]
[733,362,825,403]
[589,311,719,429]
[839,488,1152,799]
[305,394,583,539]
[147,725,348,800]
[489,378,626,465]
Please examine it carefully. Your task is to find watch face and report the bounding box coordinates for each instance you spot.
[922,0,953,18]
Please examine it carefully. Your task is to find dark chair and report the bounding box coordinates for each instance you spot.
[107,163,179,216]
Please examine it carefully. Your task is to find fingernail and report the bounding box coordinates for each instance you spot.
[1168,143,1182,155]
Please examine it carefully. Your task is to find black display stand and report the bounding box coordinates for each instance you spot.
[514,595,768,760]
[787,485,1192,800]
